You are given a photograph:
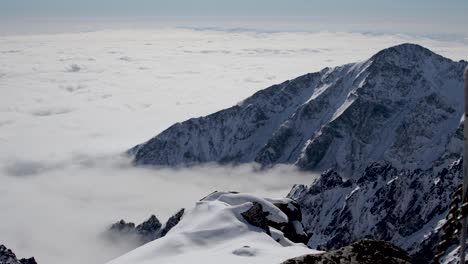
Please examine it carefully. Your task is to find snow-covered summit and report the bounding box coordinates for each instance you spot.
[105,191,423,264]
[371,43,440,65]
[129,43,467,177]
[106,192,320,264]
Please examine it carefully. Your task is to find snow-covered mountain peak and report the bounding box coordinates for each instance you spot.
[370,43,438,65]
[130,44,467,176]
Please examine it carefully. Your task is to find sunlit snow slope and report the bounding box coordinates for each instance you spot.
[107,192,321,264]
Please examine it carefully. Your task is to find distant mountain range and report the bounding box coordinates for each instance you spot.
[130,43,467,177]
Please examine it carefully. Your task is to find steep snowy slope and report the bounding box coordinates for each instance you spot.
[106,192,321,264]
[130,43,467,176]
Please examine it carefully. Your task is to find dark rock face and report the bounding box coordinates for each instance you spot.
[410,232,442,264]
[135,215,162,242]
[273,200,302,222]
[281,240,412,264]
[108,215,161,244]
[129,43,467,178]
[270,200,309,244]
[275,221,309,245]
[0,245,37,264]
[233,196,309,245]
[158,209,185,238]
[17,259,36,264]
[107,210,183,246]
[110,219,136,235]
[306,168,352,196]
[241,202,271,235]
[288,159,462,261]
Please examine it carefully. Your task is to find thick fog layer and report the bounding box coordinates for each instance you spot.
[0,154,316,264]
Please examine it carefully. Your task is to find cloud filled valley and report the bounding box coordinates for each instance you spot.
[1,28,468,264]
[0,154,316,264]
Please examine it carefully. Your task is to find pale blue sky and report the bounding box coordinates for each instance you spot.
[0,0,467,35]
[0,0,465,20]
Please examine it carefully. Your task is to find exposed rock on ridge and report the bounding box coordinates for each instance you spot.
[0,245,37,264]
[281,240,412,264]
[107,209,184,246]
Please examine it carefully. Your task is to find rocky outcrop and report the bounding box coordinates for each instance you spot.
[0,245,37,264]
[288,159,462,262]
[240,202,271,235]
[135,215,162,242]
[281,240,412,264]
[200,191,310,245]
[108,210,183,246]
[108,215,161,244]
[129,43,467,178]
[110,219,136,235]
[269,199,309,244]
[158,209,185,238]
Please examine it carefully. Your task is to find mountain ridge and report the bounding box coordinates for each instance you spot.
[130,43,467,177]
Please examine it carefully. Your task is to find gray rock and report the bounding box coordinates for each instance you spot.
[288,159,462,261]
[0,245,37,264]
[135,215,162,243]
[241,202,271,235]
[109,219,136,235]
[108,214,163,245]
[158,209,185,238]
[281,240,412,264]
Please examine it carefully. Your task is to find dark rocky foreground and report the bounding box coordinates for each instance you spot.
[281,240,412,264]
[0,245,37,264]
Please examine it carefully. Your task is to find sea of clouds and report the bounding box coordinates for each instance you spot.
[0,27,467,264]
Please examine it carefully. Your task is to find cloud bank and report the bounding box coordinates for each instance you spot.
[0,155,316,264]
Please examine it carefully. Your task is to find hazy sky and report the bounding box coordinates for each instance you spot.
[0,0,465,21]
[0,0,467,35]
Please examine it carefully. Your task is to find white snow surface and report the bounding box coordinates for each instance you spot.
[107,193,321,264]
